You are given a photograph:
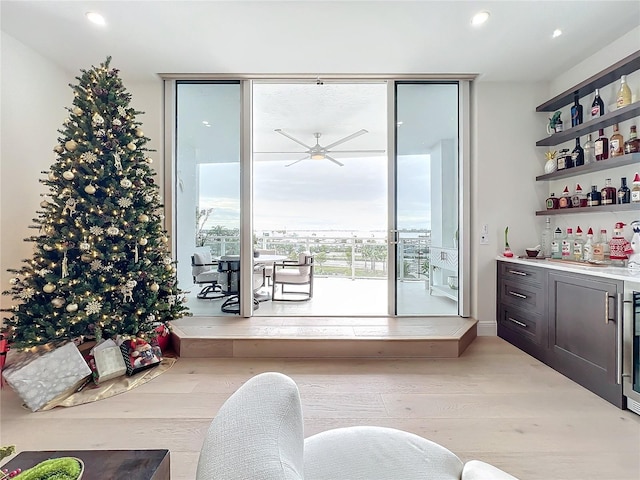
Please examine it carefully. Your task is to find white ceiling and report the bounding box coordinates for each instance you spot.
[2,1,639,161]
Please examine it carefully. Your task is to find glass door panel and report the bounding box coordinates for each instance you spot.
[175,81,241,316]
[395,82,459,315]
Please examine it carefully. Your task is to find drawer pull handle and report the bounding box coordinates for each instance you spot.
[507,269,528,276]
[508,291,527,299]
[508,317,527,327]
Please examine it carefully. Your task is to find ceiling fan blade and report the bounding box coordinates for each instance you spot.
[324,154,344,167]
[323,129,368,150]
[329,149,386,154]
[285,155,309,167]
[275,129,314,149]
[254,151,307,154]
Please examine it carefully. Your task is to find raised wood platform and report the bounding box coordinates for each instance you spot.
[170,316,477,358]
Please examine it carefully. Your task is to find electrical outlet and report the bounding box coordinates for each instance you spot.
[480,233,489,245]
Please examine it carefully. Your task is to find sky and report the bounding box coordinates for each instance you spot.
[198,154,432,235]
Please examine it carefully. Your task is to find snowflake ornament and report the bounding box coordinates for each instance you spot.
[38,269,52,277]
[19,288,35,300]
[92,113,105,126]
[112,119,122,126]
[89,226,104,236]
[117,197,133,208]
[85,299,103,315]
[81,152,97,164]
[90,259,103,271]
[117,106,127,116]
[96,129,106,138]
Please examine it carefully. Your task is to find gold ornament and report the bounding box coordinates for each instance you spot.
[72,107,83,116]
[138,214,149,222]
[43,283,56,293]
[54,145,64,154]
[65,140,78,152]
[145,157,153,164]
[84,184,96,194]
[127,142,137,151]
[40,200,49,208]
[138,238,148,246]
[66,303,79,312]
[135,128,144,137]
[62,170,75,180]
[51,297,65,308]
[81,253,92,262]
[150,283,160,292]
[48,171,57,181]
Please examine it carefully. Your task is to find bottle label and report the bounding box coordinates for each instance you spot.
[632,190,640,202]
[561,240,571,257]
[588,196,600,207]
[591,105,600,117]
[557,157,566,169]
[559,197,570,208]
[592,245,604,261]
[573,242,583,259]
[595,141,603,156]
[611,139,620,153]
[546,198,555,209]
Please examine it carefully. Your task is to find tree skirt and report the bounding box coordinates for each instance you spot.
[37,357,176,411]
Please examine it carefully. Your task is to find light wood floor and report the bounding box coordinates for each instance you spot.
[1,337,639,480]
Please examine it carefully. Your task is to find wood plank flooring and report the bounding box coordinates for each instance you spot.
[1,337,639,480]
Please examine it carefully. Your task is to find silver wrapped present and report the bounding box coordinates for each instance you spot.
[2,341,92,411]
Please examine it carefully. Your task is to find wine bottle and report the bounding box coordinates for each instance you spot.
[591,88,605,118]
[632,173,640,203]
[609,124,624,157]
[571,138,584,166]
[617,177,631,204]
[570,93,583,127]
[594,128,609,161]
[617,75,632,108]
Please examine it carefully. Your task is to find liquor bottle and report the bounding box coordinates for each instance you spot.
[551,227,563,259]
[572,226,584,261]
[617,75,632,108]
[555,116,563,133]
[600,178,617,205]
[609,124,624,157]
[556,149,573,170]
[558,186,572,208]
[625,125,640,154]
[594,129,609,161]
[562,228,573,260]
[571,183,587,208]
[586,185,601,207]
[583,134,595,164]
[571,93,583,127]
[591,88,605,118]
[583,227,594,262]
[609,222,631,266]
[541,217,553,258]
[571,138,584,166]
[632,172,640,203]
[546,192,559,210]
[593,230,605,261]
[617,177,630,204]
[601,229,610,259]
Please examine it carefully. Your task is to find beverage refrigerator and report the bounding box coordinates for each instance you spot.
[622,280,640,415]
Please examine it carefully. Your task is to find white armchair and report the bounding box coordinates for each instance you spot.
[196,372,520,480]
[271,252,314,301]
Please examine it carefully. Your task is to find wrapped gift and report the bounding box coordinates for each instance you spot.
[119,338,162,376]
[92,339,126,383]
[2,341,92,411]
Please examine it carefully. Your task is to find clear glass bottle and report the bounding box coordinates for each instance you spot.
[562,227,573,260]
[583,133,595,164]
[600,178,617,205]
[592,230,605,261]
[541,217,553,258]
[551,227,563,259]
[618,177,631,204]
[571,183,587,208]
[617,75,632,108]
[583,227,594,262]
[609,124,624,157]
[572,226,584,261]
[625,126,640,154]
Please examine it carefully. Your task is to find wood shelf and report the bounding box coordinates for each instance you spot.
[536,153,640,181]
[536,50,640,112]
[536,103,640,147]
[536,203,639,216]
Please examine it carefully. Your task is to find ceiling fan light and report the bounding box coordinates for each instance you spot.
[310,153,325,160]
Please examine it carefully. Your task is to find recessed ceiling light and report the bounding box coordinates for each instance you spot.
[552,29,563,38]
[471,11,490,26]
[86,12,106,26]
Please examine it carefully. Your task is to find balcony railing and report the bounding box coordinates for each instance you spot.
[199,234,431,282]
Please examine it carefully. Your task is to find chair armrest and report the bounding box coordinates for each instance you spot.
[462,460,519,480]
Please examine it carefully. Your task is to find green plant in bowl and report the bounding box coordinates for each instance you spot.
[14,457,83,480]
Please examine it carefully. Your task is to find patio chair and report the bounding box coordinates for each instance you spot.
[191,247,224,300]
[271,252,314,302]
[255,248,276,285]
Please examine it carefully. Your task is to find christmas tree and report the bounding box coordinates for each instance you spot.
[2,57,189,349]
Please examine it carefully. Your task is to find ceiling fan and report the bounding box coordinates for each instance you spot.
[260,129,385,167]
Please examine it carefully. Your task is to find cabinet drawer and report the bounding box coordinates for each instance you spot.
[499,262,544,287]
[498,305,541,344]
[500,278,545,314]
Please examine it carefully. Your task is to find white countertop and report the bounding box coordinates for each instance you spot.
[496,255,640,283]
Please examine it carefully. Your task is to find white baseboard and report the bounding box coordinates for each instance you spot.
[477,320,496,336]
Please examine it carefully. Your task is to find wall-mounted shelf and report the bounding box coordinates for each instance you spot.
[536,203,639,216]
[536,50,640,112]
[536,103,640,147]
[536,153,640,181]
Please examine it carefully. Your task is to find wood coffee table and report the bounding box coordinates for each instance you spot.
[0,449,170,479]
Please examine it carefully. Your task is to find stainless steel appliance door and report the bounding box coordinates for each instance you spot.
[623,281,640,415]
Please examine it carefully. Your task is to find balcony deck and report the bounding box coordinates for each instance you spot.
[171,277,476,359]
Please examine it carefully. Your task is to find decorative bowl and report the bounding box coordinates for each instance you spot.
[525,249,540,258]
